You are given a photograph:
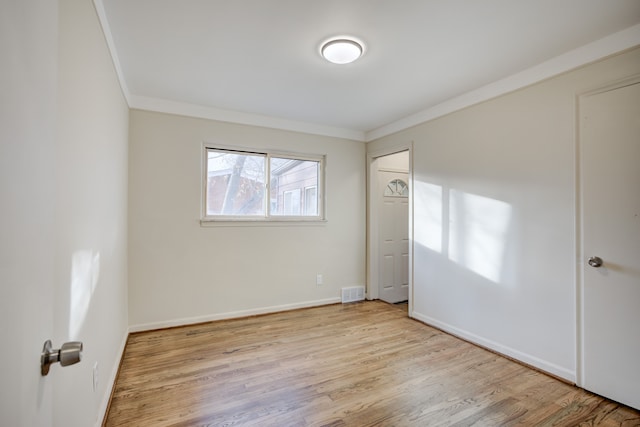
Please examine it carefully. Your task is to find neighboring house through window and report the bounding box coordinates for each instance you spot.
[304,186,317,216]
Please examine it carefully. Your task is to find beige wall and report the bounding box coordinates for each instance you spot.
[377,150,409,172]
[55,1,130,425]
[128,110,366,329]
[368,47,640,381]
[53,0,130,425]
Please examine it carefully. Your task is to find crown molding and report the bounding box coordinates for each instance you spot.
[93,0,131,104]
[129,95,366,141]
[365,23,640,142]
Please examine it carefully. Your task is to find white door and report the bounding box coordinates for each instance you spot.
[379,171,409,303]
[580,80,640,410]
[0,1,56,424]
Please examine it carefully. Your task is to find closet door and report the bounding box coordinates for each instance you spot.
[580,80,640,410]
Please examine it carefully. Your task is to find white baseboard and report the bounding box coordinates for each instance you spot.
[129,297,342,333]
[95,328,129,427]
[411,310,576,383]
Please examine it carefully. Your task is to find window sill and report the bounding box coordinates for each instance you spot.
[200,218,328,227]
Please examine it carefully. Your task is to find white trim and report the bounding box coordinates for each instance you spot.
[128,297,342,333]
[365,24,640,142]
[367,156,379,300]
[408,143,414,315]
[575,88,584,389]
[378,167,409,174]
[200,218,328,227]
[411,311,576,383]
[93,0,131,105]
[130,95,366,141]
[95,329,128,427]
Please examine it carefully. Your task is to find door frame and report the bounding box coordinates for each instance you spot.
[367,143,414,314]
[576,74,640,389]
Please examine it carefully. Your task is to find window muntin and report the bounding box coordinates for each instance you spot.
[204,147,324,221]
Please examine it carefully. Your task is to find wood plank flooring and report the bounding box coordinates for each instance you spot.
[104,301,640,426]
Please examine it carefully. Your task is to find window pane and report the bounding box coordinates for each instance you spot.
[270,158,319,216]
[383,179,409,197]
[206,151,265,215]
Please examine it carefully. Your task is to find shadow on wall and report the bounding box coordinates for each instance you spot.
[414,181,512,285]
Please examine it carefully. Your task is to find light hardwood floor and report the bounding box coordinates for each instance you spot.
[104,301,640,426]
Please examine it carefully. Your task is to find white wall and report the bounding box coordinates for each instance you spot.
[54,0,130,425]
[128,110,366,329]
[368,47,640,381]
[0,1,129,426]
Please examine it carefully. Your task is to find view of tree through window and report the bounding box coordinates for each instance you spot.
[206,151,265,216]
[204,148,322,219]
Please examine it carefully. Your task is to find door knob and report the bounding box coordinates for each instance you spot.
[41,340,83,375]
[588,256,603,268]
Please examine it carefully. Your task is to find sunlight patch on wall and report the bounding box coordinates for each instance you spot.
[449,190,512,283]
[69,250,100,339]
[414,181,443,253]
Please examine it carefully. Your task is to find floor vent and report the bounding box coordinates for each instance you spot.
[341,286,365,303]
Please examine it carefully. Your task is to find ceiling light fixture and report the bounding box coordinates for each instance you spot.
[321,38,364,64]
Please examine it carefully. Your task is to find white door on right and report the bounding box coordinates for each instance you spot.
[378,171,409,304]
[580,80,640,410]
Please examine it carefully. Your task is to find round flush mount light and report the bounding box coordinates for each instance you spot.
[320,38,364,64]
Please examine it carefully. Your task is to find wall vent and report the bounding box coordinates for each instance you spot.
[341,286,365,303]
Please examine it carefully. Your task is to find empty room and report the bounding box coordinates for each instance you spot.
[2,0,640,426]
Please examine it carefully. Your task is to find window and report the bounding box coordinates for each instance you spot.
[203,146,324,221]
[383,179,409,197]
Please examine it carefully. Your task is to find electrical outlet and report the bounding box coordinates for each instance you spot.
[93,362,99,392]
[316,274,323,286]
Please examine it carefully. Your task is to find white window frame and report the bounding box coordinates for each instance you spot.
[201,143,326,224]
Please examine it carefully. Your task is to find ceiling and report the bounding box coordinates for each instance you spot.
[99,0,640,141]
